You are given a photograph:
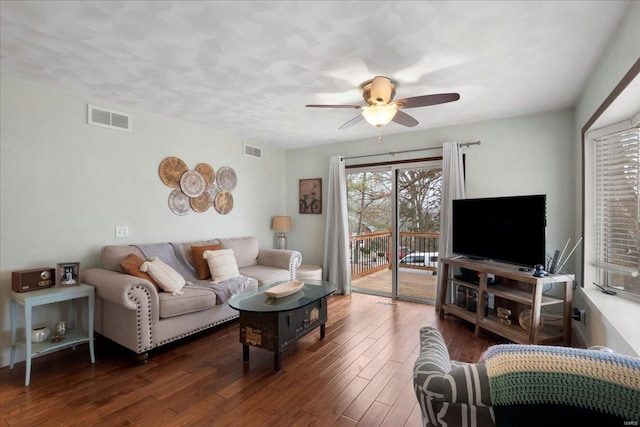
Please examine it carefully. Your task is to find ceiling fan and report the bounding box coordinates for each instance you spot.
[306,76,460,130]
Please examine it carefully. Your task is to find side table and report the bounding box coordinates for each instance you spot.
[10,283,95,386]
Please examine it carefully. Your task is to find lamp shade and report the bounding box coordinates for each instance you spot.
[362,104,397,127]
[271,216,292,232]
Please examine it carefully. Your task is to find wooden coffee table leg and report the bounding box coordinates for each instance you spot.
[320,323,326,339]
[274,351,282,372]
[243,344,250,363]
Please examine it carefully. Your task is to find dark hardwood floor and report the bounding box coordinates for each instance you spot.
[0,293,503,426]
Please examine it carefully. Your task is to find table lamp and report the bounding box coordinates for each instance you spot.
[271,216,292,249]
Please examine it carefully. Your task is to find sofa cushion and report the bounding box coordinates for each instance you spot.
[102,245,146,272]
[173,239,220,268]
[218,236,259,268]
[158,287,217,318]
[191,243,223,279]
[239,265,290,286]
[140,257,186,295]
[204,249,241,283]
[120,254,159,290]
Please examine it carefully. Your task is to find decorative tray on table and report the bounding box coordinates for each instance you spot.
[265,281,304,298]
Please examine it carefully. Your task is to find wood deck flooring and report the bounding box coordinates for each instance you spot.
[0,293,502,427]
[352,269,437,301]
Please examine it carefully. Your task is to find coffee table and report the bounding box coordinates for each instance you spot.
[228,279,335,372]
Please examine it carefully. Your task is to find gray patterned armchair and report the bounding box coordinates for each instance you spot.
[413,326,640,427]
[413,327,494,427]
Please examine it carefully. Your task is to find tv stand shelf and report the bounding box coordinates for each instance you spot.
[438,257,574,345]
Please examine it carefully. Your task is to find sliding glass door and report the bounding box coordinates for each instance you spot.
[347,167,393,295]
[396,165,442,303]
[347,160,442,303]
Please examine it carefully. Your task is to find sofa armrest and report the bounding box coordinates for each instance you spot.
[83,267,159,317]
[414,327,492,407]
[257,248,302,279]
[414,327,453,399]
[442,364,492,407]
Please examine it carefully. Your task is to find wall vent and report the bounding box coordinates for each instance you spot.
[243,143,262,159]
[87,104,132,132]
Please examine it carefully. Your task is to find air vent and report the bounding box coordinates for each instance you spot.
[87,104,131,132]
[243,143,262,159]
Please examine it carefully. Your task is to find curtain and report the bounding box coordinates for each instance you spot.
[436,142,466,310]
[323,155,351,294]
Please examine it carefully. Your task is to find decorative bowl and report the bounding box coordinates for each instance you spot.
[31,326,51,343]
[518,309,544,331]
[265,281,304,299]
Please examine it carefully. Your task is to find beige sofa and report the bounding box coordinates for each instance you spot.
[83,236,301,361]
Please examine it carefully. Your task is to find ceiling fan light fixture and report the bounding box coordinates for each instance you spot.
[362,104,397,127]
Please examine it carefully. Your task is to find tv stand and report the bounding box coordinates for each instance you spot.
[439,257,574,345]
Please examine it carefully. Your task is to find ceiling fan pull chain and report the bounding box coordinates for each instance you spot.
[378,127,383,144]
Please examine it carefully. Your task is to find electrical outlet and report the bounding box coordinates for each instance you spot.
[115,225,129,238]
[579,308,586,325]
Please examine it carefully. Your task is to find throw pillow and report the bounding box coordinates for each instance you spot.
[140,257,185,295]
[191,243,223,280]
[203,249,241,283]
[120,254,159,290]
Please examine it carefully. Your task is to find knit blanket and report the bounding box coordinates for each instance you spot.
[483,344,640,422]
[187,276,255,304]
[136,243,198,282]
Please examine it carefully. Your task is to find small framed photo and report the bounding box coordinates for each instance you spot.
[56,262,80,287]
[299,178,322,214]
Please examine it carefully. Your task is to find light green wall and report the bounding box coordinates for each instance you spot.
[286,109,576,267]
[0,76,287,367]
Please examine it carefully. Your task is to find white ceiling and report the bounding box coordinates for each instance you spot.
[0,1,631,149]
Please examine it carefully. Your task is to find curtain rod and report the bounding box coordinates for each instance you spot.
[341,141,481,161]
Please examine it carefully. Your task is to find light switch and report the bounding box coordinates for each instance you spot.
[115,225,129,238]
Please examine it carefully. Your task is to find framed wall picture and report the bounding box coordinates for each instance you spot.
[56,262,80,287]
[299,178,322,214]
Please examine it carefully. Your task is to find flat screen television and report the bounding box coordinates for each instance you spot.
[452,194,546,268]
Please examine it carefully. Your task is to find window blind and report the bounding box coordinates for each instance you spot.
[593,126,640,281]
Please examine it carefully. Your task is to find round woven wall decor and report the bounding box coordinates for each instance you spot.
[217,166,237,191]
[168,188,191,216]
[180,170,206,198]
[214,190,234,215]
[195,163,215,187]
[205,182,220,203]
[159,157,188,188]
[190,191,212,213]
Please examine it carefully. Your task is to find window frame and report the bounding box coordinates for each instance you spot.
[584,118,640,302]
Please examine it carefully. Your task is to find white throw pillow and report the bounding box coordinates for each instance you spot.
[203,249,241,283]
[139,257,185,295]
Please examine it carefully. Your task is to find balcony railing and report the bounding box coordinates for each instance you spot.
[349,231,440,279]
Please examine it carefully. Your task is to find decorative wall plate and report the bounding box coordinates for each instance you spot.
[214,190,234,215]
[190,191,212,213]
[180,170,205,197]
[159,157,188,188]
[216,166,237,191]
[168,188,191,215]
[195,163,215,187]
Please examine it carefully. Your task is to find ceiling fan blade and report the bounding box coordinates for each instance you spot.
[392,110,419,127]
[393,93,460,109]
[306,104,362,109]
[339,115,364,129]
